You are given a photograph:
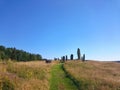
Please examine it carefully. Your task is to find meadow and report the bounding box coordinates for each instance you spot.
[64,60,120,90]
[0,60,55,90]
[0,60,120,90]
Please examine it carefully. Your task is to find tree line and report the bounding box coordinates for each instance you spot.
[0,45,42,61]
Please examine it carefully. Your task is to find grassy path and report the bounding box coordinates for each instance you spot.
[50,63,78,90]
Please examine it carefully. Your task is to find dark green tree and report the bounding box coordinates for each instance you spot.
[0,45,5,51]
[16,50,23,61]
[0,45,42,61]
[70,54,73,60]
[0,51,5,60]
[77,48,81,60]
[11,47,17,60]
[36,54,42,60]
[5,48,13,59]
[0,45,6,60]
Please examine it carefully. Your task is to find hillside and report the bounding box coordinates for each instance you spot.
[0,61,54,90]
[0,60,120,90]
[64,60,120,90]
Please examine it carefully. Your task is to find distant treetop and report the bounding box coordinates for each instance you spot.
[0,45,42,61]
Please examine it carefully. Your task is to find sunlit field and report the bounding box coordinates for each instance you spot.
[0,60,55,90]
[0,60,120,90]
[64,60,120,90]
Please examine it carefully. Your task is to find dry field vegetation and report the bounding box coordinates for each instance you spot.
[0,60,120,90]
[0,60,56,90]
[64,60,120,90]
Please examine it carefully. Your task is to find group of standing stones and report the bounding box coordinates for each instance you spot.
[45,48,85,63]
[55,48,86,63]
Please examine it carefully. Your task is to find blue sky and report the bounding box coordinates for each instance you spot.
[0,0,120,60]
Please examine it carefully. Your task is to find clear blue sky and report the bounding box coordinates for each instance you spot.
[0,0,120,61]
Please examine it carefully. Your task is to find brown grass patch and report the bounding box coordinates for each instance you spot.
[0,60,55,90]
[64,60,120,90]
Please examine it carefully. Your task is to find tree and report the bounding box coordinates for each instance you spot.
[82,54,85,62]
[36,54,42,60]
[70,54,73,60]
[16,50,23,61]
[11,47,17,60]
[5,48,13,59]
[0,46,6,60]
[0,51,5,60]
[77,48,81,60]
[0,45,42,61]
[0,45,5,51]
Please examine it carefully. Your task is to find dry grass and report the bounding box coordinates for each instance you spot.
[64,60,120,90]
[0,60,55,90]
[1,60,120,90]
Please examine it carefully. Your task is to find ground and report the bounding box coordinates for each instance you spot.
[0,60,120,90]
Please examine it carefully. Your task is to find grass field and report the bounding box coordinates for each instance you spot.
[0,60,54,90]
[0,60,120,90]
[64,60,120,90]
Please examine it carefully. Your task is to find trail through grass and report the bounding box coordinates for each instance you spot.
[50,63,78,90]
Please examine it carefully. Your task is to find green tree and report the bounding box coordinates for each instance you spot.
[5,48,13,59]
[10,47,17,60]
[16,50,23,61]
[36,54,42,60]
[0,46,6,60]
[0,51,5,60]
[0,45,5,51]
[0,45,42,61]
